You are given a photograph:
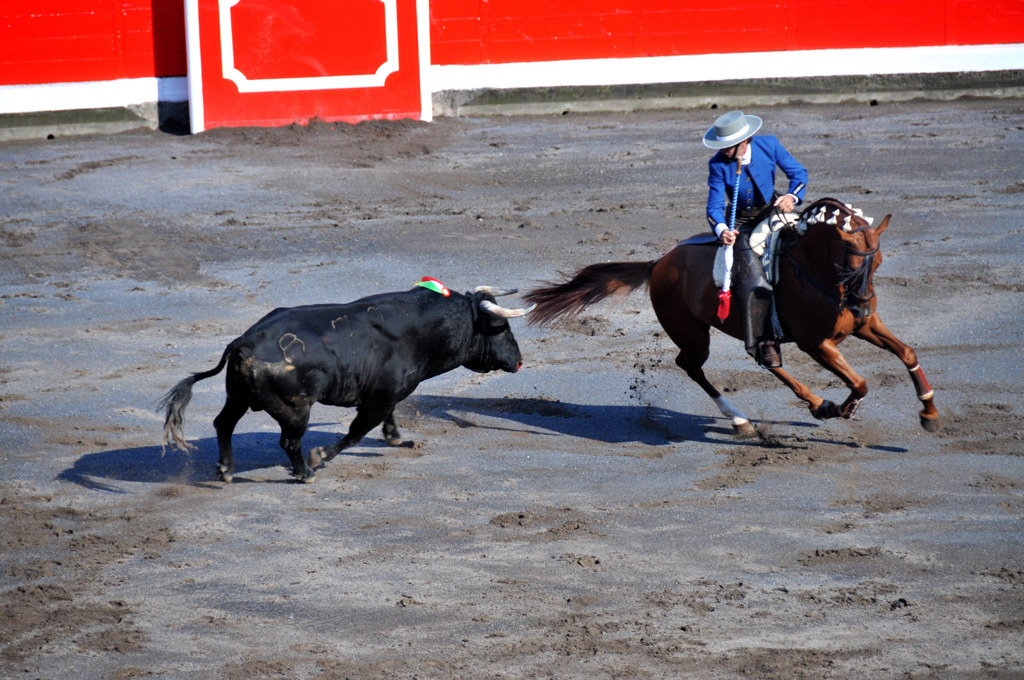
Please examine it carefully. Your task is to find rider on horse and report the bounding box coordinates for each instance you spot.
[703,110,808,369]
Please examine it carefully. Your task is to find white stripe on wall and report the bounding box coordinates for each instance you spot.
[427,43,1024,92]
[0,77,188,116]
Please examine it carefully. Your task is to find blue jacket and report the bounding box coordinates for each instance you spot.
[706,135,808,232]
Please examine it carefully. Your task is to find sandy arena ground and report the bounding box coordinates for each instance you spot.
[1,100,1022,679]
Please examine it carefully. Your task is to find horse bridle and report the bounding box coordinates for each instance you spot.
[839,226,880,317]
[781,220,879,317]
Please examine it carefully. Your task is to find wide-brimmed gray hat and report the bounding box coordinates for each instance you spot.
[702,110,762,149]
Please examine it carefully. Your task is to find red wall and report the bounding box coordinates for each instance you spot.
[0,0,185,86]
[193,0,425,130]
[1,0,1022,88]
[429,0,1024,66]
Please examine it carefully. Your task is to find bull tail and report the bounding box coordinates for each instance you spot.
[158,346,231,452]
[524,260,657,327]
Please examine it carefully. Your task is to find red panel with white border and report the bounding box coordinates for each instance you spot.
[186,0,428,131]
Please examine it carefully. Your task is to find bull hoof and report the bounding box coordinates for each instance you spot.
[732,420,756,437]
[920,414,943,432]
[308,448,323,469]
[309,445,340,466]
[292,469,316,483]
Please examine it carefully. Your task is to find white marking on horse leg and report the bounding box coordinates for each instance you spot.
[908,364,934,399]
[714,396,750,430]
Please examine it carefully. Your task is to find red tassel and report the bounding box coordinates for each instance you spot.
[717,289,731,322]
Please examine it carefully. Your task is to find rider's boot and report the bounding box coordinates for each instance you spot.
[736,244,782,369]
[757,339,782,369]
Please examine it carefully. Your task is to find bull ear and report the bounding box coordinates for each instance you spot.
[479,300,536,319]
[474,286,518,297]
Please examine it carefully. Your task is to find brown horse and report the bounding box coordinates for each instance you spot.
[524,198,941,436]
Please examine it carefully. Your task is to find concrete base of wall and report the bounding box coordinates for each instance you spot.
[1,71,1021,140]
[432,71,1024,118]
[0,101,190,142]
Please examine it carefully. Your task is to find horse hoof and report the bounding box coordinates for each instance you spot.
[841,398,863,420]
[812,401,839,420]
[920,414,943,432]
[386,436,404,447]
[217,466,233,484]
[733,421,756,437]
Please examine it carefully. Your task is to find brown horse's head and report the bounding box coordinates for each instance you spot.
[794,199,891,320]
[836,213,890,319]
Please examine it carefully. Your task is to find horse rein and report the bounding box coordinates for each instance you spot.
[779,214,879,316]
[840,225,880,312]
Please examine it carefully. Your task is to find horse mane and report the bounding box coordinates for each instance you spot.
[783,198,880,306]
[799,197,871,233]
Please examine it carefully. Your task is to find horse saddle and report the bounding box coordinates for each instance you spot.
[703,212,802,288]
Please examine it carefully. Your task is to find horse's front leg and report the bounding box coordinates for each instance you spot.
[767,363,862,420]
[854,315,942,432]
[766,366,829,415]
[795,339,868,421]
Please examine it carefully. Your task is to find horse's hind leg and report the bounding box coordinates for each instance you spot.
[669,323,756,437]
[649,251,754,436]
[854,315,941,431]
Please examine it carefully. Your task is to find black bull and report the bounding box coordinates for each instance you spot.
[160,286,534,483]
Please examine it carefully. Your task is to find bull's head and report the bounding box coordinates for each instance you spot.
[464,286,535,373]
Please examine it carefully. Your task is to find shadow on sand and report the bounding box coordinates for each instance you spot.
[58,395,841,492]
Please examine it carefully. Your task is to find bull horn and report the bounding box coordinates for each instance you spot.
[474,286,518,297]
[480,300,536,318]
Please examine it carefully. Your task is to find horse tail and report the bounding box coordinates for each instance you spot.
[158,345,232,452]
[524,260,657,326]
